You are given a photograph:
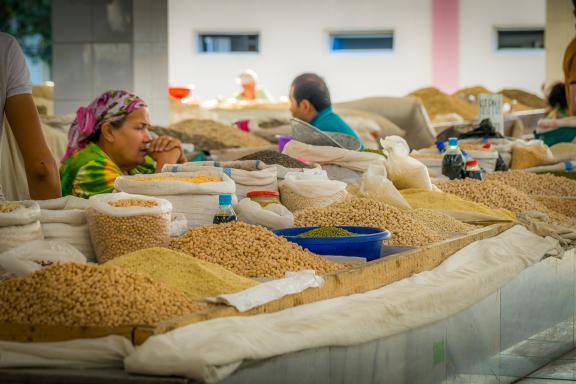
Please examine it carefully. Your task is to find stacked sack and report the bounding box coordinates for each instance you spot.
[38,196,95,262]
[0,201,43,253]
[115,170,236,227]
[163,160,277,201]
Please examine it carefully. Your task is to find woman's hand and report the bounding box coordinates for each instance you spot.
[148,136,186,171]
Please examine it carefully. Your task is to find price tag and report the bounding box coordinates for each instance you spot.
[478,93,504,135]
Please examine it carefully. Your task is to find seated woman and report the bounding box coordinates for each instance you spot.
[535,83,576,146]
[60,90,186,198]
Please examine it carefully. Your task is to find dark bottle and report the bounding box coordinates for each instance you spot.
[442,137,465,180]
[213,194,237,224]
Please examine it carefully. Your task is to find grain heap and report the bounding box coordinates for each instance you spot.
[499,89,546,109]
[406,209,478,234]
[295,198,446,246]
[486,171,576,197]
[453,86,531,113]
[170,221,344,278]
[239,150,315,169]
[104,248,257,300]
[436,179,573,224]
[0,262,206,326]
[297,227,357,238]
[534,197,576,218]
[408,87,477,121]
[108,199,158,208]
[170,119,271,149]
[150,125,232,151]
[0,202,23,213]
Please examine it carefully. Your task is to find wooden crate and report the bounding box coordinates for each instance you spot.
[0,223,513,345]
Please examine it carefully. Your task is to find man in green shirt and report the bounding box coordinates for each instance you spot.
[289,73,364,149]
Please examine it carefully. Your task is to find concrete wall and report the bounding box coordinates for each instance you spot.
[168,0,545,101]
[459,0,545,95]
[546,0,574,87]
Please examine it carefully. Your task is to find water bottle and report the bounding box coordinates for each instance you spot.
[213,194,237,224]
[442,137,465,180]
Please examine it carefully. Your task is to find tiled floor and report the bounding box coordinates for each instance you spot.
[517,349,576,383]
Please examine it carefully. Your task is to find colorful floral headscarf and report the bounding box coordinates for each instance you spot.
[62,90,147,162]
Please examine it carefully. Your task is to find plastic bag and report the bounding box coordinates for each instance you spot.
[0,221,44,253]
[87,193,172,263]
[380,136,433,190]
[237,198,294,229]
[358,164,411,210]
[0,200,40,227]
[279,171,348,212]
[0,240,86,277]
[162,161,278,200]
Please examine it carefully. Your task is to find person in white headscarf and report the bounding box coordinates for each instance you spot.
[234,69,271,101]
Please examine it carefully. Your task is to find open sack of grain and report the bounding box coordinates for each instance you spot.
[279,171,348,212]
[236,198,294,229]
[87,193,172,263]
[282,140,383,184]
[37,196,95,262]
[163,160,278,200]
[237,149,322,179]
[0,240,86,281]
[0,201,43,253]
[115,170,236,227]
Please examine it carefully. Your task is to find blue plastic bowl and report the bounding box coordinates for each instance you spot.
[273,226,391,261]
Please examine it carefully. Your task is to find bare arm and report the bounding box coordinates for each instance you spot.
[570,83,576,117]
[5,94,61,200]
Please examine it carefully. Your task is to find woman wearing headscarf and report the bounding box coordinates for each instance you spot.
[60,90,185,198]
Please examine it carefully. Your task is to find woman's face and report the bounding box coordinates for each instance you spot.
[105,108,152,169]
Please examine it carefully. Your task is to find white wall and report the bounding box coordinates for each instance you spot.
[459,0,545,95]
[546,0,573,86]
[168,0,432,102]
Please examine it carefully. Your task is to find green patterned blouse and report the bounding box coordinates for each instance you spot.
[60,142,155,198]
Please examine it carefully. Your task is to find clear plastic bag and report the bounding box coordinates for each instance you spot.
[237,198,294,229]
[279,172,348,212]
[87,193,172,263]
[358,164,411,210]
[380,136,433,190]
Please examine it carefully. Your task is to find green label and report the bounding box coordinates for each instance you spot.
[433,341,445,365]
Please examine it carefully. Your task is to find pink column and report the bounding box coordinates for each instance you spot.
[432,0,460,93]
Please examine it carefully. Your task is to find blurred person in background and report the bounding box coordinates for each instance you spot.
[0,32,61,200]
[289,73,365,149]
[235,69,271,102]
[60,90,186,198]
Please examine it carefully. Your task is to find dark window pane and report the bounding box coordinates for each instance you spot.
[198,34,259,53]
[330,32,394,51]
[497,30,544,49]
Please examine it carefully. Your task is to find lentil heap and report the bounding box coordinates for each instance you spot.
[0,262,207,326]
[150,125,234,152]
[486,171,576,197]
[0,202,23,213]
[127,175,222,183]
[170,119,271,149]
[104,247,257,300]
[170,221,344,278]
[436,179,573,225]
[239,150,315,169]
[406,209,478,234]
[297,227,357,238]
[408,87,477,121]
[294,198,446,247]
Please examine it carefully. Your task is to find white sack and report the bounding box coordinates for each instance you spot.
[237,198,294,229]
[358,163,411,210]
[0,221,44,253]
[380,136,433,190]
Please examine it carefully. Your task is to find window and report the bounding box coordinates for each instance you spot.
[496,29,544,50]
[198,33,259,53]
[329,31,394,52]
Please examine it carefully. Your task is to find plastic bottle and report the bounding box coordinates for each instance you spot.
[435,140,446,153]
[465,159,484,181]
[442,137,465,180]
[213,194,237,224]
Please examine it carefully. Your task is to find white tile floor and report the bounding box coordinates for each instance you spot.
[517,348,576,383]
